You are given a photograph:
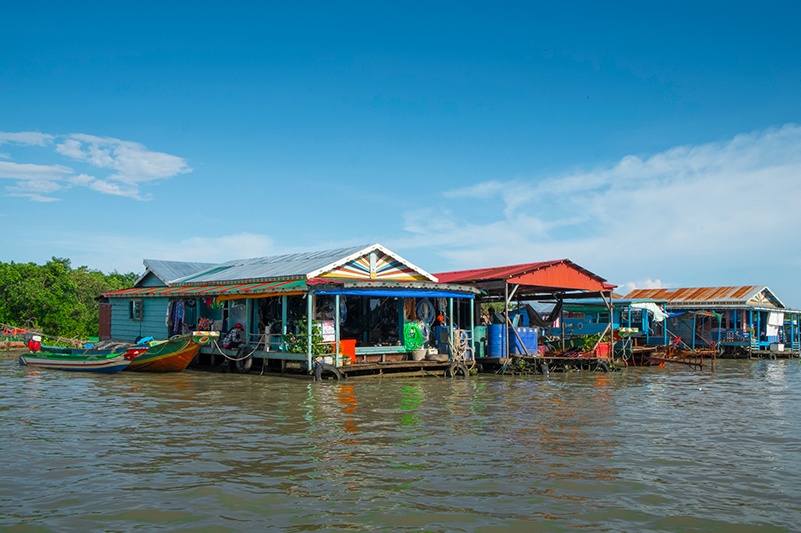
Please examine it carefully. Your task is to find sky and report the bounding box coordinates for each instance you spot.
[2,2,801,305]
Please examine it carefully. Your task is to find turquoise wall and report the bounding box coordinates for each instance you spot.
[110,297,170,342]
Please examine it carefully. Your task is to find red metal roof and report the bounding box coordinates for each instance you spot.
[435,259,614,292]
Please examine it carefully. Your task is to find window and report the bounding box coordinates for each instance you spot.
[130,299,143,321]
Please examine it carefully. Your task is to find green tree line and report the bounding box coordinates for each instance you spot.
[0,258,137,339]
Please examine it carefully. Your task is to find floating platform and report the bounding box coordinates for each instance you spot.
[476,355,612,374]
[193,346,471,379]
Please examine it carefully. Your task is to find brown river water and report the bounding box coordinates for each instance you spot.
[1,352,800,532]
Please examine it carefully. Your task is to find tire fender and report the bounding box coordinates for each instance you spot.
[314,362,342,381]
[445,361,469,378]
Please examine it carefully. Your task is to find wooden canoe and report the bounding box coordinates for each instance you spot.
[19,350,136,373]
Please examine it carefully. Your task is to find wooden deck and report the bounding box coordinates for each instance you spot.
[338,360,453,378]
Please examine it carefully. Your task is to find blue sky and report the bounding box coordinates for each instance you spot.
[3,2,801,304]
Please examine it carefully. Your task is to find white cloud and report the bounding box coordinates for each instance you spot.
[402,124,801,292]
[0,131,54,146]
[56,133,191,184]
[0,161,73,180]
[0,131,192,201]
[618,278,667,296]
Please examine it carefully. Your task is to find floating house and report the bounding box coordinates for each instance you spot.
[435,259,617,366]
[623,286,801,357]
[102,244,480,376]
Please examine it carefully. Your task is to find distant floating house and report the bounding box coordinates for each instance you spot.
[102,244,479,375]
[623,286,801,357]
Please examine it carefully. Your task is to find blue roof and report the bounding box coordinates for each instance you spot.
[138,259,218,286]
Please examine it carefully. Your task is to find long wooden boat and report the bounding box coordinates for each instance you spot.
[19,350,139,373]
[126,331,218,372]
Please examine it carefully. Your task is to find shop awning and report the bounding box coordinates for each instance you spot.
[315,288,474,299]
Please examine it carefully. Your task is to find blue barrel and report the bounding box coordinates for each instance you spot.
[511,327,538,355]
[487,324,507,357]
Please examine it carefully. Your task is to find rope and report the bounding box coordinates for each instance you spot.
[449,328,476,370]
[210,339,259,361]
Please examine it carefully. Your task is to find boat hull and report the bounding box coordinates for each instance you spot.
[19,353,131,373]
[125,332,214,372]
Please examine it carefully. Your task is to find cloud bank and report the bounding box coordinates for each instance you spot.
[400,124,801,292]
[0,132,191,201]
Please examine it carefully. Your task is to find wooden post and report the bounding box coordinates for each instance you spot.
[306,291,313,372]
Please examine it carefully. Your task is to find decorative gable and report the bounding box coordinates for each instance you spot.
[748,287,784,308]
[311,245,435,282]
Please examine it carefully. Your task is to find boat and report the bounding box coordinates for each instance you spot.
[19,342,142,373]
[1,324,30,349]
[125,331,218,372]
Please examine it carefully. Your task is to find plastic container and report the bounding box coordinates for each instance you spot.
[510,327,538,355]
[339,339,357,364]
[411,348,427,361]
[595,342,611,357]
[487,324,506,357]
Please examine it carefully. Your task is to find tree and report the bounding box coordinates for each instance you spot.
[0,258,138,340]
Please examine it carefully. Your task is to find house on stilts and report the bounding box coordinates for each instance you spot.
[623,286,801,358]
[101,244,481,378]
[435,259,617,372]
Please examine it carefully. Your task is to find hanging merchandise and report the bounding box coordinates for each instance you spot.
[173,301,185,335]
[416,299,435,324]
[183,300,197,328]
[339,297,347,324]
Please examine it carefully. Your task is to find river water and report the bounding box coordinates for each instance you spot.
[1,353,799,532]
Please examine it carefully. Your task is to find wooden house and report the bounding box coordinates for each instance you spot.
[102,244,479,375]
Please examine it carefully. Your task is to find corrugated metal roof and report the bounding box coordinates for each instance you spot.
[174,244,371,285]
[623,286,774,306]
[435,259,614,292]
[105,279,308,298]
[436,260,565,283]
[623,286,760,302]
[137,259,218,286]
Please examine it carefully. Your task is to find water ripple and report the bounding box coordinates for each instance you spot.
[1,354,800,530]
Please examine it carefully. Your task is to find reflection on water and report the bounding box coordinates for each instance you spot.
[2,353,801,531]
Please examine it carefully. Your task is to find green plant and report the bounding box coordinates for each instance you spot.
[282,318,330,355]
[582,333,602,352]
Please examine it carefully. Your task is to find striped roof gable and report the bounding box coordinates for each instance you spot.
[309,244,436,282]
